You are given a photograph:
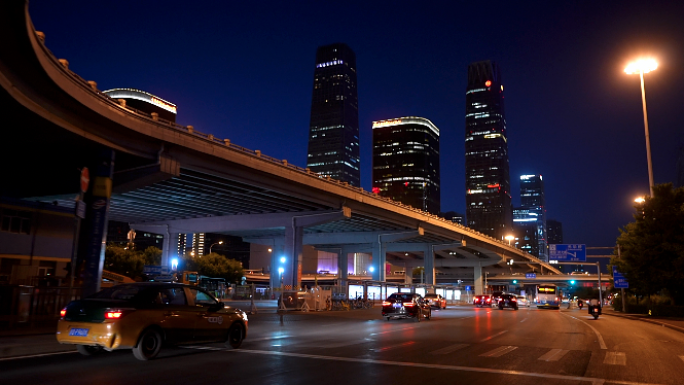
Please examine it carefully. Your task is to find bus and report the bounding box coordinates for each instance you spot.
[535,284,560,309]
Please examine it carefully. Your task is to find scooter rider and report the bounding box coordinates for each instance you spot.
[588,298,601,315]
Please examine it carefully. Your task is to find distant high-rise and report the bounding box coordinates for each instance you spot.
[515,174,547,261]
[464,60,512,240]
[372,117,440,214]
[547,219,563,245]
[512,207,540,257]
[306,43,360,186]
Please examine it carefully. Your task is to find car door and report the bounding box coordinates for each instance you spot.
[151,286,195,344]
[186,287,226,342]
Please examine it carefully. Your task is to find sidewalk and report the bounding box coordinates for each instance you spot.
[602,308,684,333]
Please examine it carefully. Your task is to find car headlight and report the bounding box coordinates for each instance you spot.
[240,311,248,321]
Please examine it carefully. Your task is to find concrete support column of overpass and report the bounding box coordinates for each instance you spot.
[371,228,423,282]
[474,264,484,295]
[284,224,303,288]
[270,242,285,291]
[422,244,435,285]
[79,149,115,297]
[337,246,354,287]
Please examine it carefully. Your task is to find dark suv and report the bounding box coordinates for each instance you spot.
[497,294,518,310]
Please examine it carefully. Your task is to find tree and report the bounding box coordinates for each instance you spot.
[612,184,684,306]
[194,253,244,283]
[104,245,163,280]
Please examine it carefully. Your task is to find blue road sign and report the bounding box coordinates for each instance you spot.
[549,244,586,262]
[525,273,537,279]
[613,267,629,288]
[465,285,471,291]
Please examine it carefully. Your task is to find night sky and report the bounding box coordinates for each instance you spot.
[28,1,684,247]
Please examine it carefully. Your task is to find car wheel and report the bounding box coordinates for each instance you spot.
[132,328,162,361]
[498,304,503,310]
[386,317,390,321]
[226,323,245,349]
[76,345,102,356]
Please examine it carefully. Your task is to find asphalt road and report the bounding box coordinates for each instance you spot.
[2,305,683,385]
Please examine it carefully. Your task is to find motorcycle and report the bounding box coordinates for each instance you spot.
[577,301,583,310]
[588,305,601,319]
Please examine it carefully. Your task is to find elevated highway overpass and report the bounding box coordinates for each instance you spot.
[0,0,561,294]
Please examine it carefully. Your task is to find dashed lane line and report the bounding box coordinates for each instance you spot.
[430,344,469,355]
[479,330,508,342]
[604,352,627,366]
[538,348,569,362]
[479,345,517,358]
[0,350,77,362]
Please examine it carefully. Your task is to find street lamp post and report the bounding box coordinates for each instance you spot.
[505,235,515,246]
[625,59,658,196]
[209,240,224,254]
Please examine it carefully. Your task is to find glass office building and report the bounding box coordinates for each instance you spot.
[514,174,548,261]
[306,43,360,186]
[372,117,440,214]
[464,60,512,240]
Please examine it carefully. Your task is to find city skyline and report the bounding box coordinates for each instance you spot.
[27,1,684,247]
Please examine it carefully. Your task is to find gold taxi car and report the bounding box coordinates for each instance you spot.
[56,282,248,361]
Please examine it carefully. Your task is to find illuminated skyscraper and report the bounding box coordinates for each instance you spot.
[464,60,512,239]
[513,174,547,261]
[547,219,563,245]
[306,43,360,186]
[372,117,440,214]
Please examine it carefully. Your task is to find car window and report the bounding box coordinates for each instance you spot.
[154,287,186,306]
[90,284,141,300]
[188,287,218,307]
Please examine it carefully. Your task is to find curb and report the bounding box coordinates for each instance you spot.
[603,311,684,334]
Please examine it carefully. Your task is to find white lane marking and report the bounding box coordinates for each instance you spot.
[0,350,77,361]
[370,326,415,336]
[247,335,291,342]
[520,318,528,323]
[680,355,684,364]
[604,351,627,365]
[560,312,607,350]
[311,339,373,349]
[430,344,469,355]
[371,341,415,352]
[479,330,508,342]
[480,345,517,357]
[217,348,666,385]
[538,348,569,362]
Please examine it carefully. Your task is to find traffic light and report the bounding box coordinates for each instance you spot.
[512,280,518,284]
[570,280,576,285]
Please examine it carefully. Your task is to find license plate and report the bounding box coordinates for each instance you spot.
[69,328,89,337]
[393,303,402,308]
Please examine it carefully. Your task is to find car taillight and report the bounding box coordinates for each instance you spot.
[382,301,392,306]
[511,297,517,301]
[105,309,133,319]
[404,302,415,307]
[60,308,66,318]
[555,297,559,301]
[486,298,491,303]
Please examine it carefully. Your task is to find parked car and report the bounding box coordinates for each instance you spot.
[473,295,492,307]
[382,293,431,321]
[491,291,505,307]
[497,294,518,310]
[424,293,447,309]
[56,282,248,361]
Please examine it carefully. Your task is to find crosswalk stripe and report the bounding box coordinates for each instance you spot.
[480,345,517,357]
[603,351,626,365]
[679,355,684,364]
[538,349,569,362]
[371,341,415,352]
[430,344,469,355]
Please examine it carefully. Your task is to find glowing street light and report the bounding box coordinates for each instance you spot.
[625,58,658,196]
[634,197,645,204]
[505,235,515,246]
[209,240,224,254]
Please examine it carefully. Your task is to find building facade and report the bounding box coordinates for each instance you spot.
[306,43,360,186]
[464,60,512,240]
[513,174,548,261]
[546,219,563,245]
[372,117,440,214]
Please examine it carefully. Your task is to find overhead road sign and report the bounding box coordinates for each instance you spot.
[549,244,586,262]
[612,266,629,289]
[525,273,537,279]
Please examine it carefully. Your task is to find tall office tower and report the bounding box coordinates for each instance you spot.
[546,219,563,245]
[464,60,512,239]
[306,43,360,186]
[512,207,540,257]
[372,117,441,214]
[518,174,547,261]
